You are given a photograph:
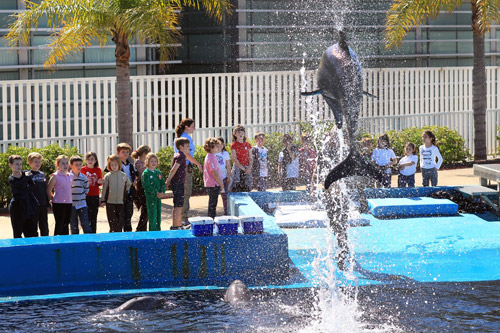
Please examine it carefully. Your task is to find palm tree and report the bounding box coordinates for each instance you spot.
[6,0,232,146]
[384,0,500,161]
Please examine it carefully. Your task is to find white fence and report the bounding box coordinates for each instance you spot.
[1,67,499,164]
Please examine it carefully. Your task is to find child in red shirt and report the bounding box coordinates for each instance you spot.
[230,125,253,192]
[81,152,103,233]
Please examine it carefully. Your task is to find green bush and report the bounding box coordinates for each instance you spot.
[497,126,500,155]
[156,145,207,191]
[0,144,79,208]
[385,126,471,163]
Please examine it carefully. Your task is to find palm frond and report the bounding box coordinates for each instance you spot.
[44,24,98,67]
[124,1,183,63]
[384,0,462,49]
[180,0,233,22]
[472,0,500,34]
[6,0,115,47]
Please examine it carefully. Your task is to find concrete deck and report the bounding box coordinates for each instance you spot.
[0,167,481,239]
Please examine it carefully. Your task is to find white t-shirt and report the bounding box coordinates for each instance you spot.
[371,148,396,174]
[399,154,418,176]
[419,145,443,170]
[279,151,299,178]
[254,146,269,177]
[215,151,231,180]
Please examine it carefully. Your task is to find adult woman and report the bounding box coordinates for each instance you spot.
[174,118,203,225]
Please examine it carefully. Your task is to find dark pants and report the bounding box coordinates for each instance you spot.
[398,174,415,188]
[86,196,100,233]
[376,173,392,188]
[70,206,92,234]
[282,177,297,191]
[9,201,38,238]
[136,205,148,231]
[120,196,134,232]
[220,178,230,215]
[52,203,72,235]
[32,206,49,236]
[255,177,268,192]
[422,168,438,187]
[206,186,220,219]
[106,203,123,232]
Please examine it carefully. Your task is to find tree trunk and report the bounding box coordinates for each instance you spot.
[471,5,487,160]
[114,31,133,146]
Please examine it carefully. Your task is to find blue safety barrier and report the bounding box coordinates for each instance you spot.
[0,228,289,298]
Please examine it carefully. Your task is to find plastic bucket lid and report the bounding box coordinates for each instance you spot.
[188,217,214,225]
[214,216,239,224]
[239,215,264,222]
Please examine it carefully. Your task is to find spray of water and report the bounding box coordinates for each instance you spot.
[299,64,363,332]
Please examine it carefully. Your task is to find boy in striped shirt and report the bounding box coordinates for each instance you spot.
[69,156,92,234]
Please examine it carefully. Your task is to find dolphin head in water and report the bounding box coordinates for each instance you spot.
[224,280,251,304]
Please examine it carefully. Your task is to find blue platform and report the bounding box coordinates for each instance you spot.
[368,197,458,218]
[0,186,499,303]
[0,227,288,298]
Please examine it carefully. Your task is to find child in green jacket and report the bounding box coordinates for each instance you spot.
[141,153,166,231]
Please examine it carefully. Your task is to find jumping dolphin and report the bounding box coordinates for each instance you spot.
[224,280,251,304]
[301,30,384,189]
[110,296,166,312]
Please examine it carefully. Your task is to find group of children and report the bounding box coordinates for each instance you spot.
[362,129,443,188]
[6,123,442,238]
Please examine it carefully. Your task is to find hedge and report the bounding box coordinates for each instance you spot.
[0,144,79,208]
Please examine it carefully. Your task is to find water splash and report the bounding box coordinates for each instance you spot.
[299,64,363,332]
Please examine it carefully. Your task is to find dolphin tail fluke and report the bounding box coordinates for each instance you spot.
[300,89,323,96]
[324,150,385,190]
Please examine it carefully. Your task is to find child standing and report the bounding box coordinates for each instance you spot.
[398,142,418,188]
[251,132,269,192]
[69,155,91,234]
[141,153,166,231]
[116,143,136,232]
[131,145,151,231]
[100,155,131,232]
[8,155,39,238]
[27,152,49,236]
[420,130,443,186]
[216,136,231,214]
[230,125,253,192]
[298,133,317,191]
[278,134,299,191]
[371,134,398,188]
[81,152,103,233]
[165,138,190,230]
[204,138,225,219]
[47,155,74,235]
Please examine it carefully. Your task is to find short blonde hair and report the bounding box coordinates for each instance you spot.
[145,153,158,167]
[204,137,221,153]
[106,154,121,171]
[55,155,68,167]
[27,152,43,163]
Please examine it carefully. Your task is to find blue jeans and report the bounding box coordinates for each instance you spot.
[422,168,438,187]
[398,174,415,187]
[70,206,92,234]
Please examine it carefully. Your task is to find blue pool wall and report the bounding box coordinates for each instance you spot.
[0,226,289,298]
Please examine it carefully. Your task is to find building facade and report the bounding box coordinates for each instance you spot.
[0,0,498,80]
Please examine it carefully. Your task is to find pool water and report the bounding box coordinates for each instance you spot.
[1,281,499,332]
